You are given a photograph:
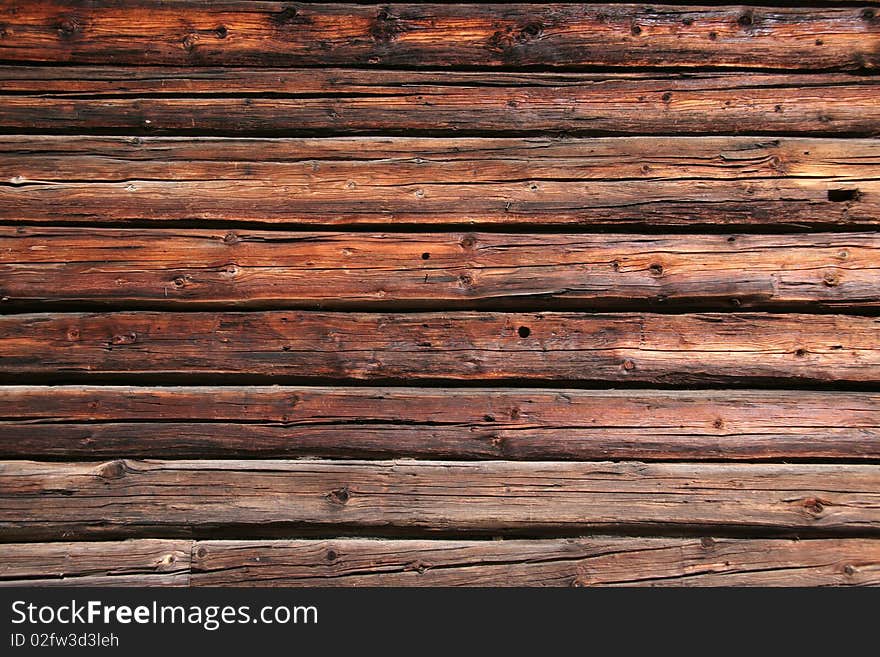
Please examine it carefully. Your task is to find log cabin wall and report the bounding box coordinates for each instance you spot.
[1,1,879,587]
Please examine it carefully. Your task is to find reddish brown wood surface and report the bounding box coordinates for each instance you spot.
[2,136,877,227]
[1,68,878,136]
[0,3,876,71]
[2,2,880,587]
[0,311,877,385]
[2,228,877,311]
[2,459,879,540]
[3,537,879,587]
[2,386,877,460]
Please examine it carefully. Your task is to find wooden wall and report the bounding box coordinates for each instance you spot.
[1,1,880,586]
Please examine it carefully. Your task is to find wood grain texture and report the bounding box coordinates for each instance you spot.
[1,135,878,227]
[0,311,877,385]
[2,228,878,311]
[0,3,877,71]
[191,537,880,587]
[1,68,878,136]
[4,537,880,586]
[2,460,879,539]
[0,539,191,587]
[1,386,878,461]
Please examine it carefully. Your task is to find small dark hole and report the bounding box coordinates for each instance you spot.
[631,24,642,35]
[421,252,431,260]
[484,414,496,422]
[649,263,664,276]
[795,348,807,357]
[518,326,531,338]
[827,189,860,203]
[214,25,228,39]
[326,550,337,561]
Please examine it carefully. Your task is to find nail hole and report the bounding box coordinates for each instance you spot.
[518,326,531,338]
[649,263,664,276]
[795,348,807,357]
[827,189,860,202]
[421,252,431,260]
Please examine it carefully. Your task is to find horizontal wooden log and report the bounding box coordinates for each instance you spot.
[2,228,878,311]
[192,537,880,586]
[1,386,878,461]
[2,68,878,136]
[2,135,877,227]
[0,311,877,385]
[2,460,879,539]
[4,537,879,586]
[0,539,191,587]
[2,3,877,71]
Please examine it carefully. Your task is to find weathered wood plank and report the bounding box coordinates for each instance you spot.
[2,228,878,311]
[0,539,191,587]
[1,386,878,461]
[3,135,877,227]
[4,537,879,586]
[191,537,880,587]
[0,312,877,385]
[2,68,878,136]
[2,460,879,539]
[2,135,879,227]
[0,3,876,71]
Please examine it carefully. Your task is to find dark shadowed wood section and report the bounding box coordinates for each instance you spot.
[2,228,878,311]
[1,311,877,385]
[2,459,879,540]
[2,386,878,460]
[2,136,877,228]
[3,537,879,586]
[2,68,879,136]
[1,3,877,71]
